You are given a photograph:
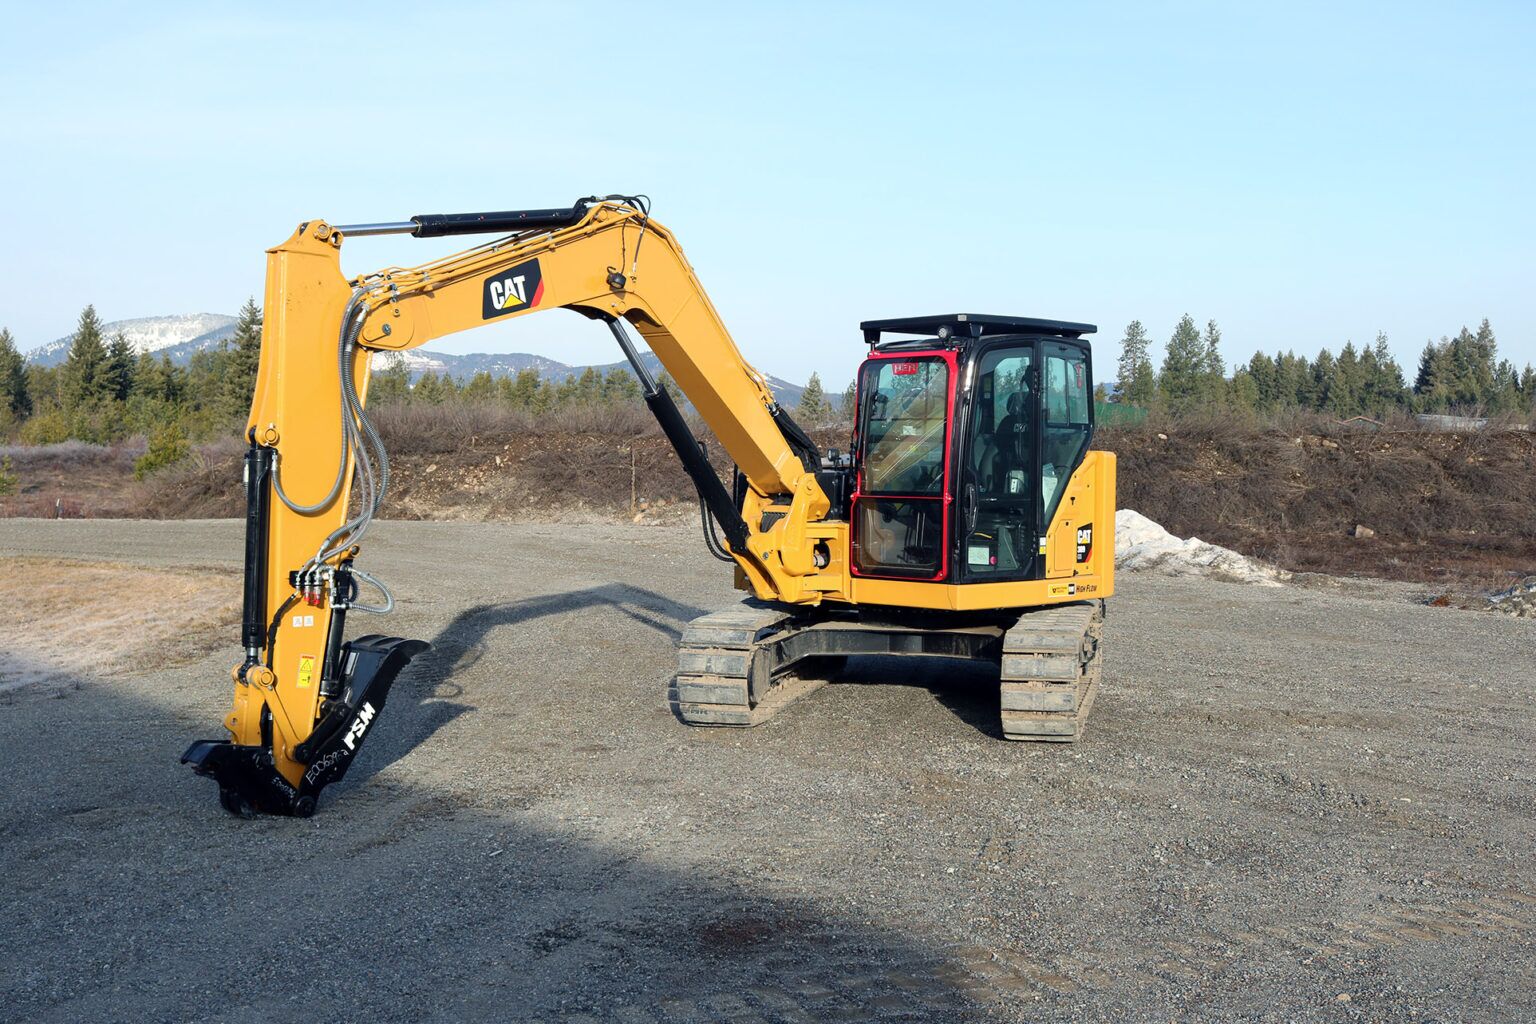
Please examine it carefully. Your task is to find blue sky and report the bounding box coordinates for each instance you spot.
[1,1,1531,387]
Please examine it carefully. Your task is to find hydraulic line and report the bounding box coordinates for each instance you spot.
[700,499,734,562]
[269,289,369,517]
[348,567,394,614]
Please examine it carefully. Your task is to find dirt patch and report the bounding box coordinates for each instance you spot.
[0,557,239,692]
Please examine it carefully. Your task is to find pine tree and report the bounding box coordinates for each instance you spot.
[842,380,857,423]
[1200,320,1226,405]
[533,378,558,414]
[1158,314,1204,412]
[158,354,185,406]
[1473,319,1499,399]
[1446,327,1487,407]
[600,368,641,404]
[505,368,541,410]
[1228,368,1259,413]
[103,332,136,404]
[0,327,31,419]
[1115,320,1156,405]
[414,371,445,404]
[370,352,411,405]
[133,350,165,403]
[1413,339,1452,411]
[63,305,111,409]
[1357,332,1405,413]
[1276,351,1314,407]
[573,367,604,405]
[1490,360,1522,414]
[1311,349,1341,413]
[1332,341,1362,416]
[797,372,829,422]
[461,371,496,402]
[1520,366,1536,414]
[219,298,262,421]
[1245,352,1277,408]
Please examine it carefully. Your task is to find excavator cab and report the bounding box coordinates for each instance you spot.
[850,315,1096,584]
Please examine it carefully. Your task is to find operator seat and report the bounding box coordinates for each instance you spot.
[992,389,1031,494]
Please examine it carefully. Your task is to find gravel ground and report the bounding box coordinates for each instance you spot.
[1,519,1532,1023]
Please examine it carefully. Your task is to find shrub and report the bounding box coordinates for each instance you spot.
[134,422,192,480]
[0,455,16,496]
[19,409,71,445]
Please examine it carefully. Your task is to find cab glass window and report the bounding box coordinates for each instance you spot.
[961,346,1036,578]
[859,358,949,495]
[1041,343,1091,522]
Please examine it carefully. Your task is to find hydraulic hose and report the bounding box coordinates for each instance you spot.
[270,288,370,516]
[263,288,397,604]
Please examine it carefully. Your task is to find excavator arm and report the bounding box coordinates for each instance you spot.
[184,197,849,816]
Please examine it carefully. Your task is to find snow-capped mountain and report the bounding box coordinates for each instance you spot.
[372,350,572,380]
[26,314,237,366]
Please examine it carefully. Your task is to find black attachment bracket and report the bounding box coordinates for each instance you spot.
[182,635,430,818]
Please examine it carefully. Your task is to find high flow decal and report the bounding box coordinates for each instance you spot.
[481,259,545,319]
[1076,524,1094,563]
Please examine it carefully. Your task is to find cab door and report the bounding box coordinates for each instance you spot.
[1039,341,1095,578]
[850,352,956,580]
[956,342,1040,581]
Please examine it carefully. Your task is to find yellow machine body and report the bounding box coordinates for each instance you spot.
[186,197,1116,815]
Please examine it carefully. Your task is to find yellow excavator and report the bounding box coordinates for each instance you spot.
[183,196,1116,817]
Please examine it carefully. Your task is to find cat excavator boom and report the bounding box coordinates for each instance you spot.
[183,196,1116,817]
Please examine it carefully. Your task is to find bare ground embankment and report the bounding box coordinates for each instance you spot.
[4,419,1534,590]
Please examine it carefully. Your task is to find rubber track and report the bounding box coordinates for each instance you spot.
[674,600,826,726]
[998,600,1104,742]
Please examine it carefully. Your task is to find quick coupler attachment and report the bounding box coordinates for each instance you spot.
[182,635,429,818]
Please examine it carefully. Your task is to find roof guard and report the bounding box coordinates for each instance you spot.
[860,314,1096,346]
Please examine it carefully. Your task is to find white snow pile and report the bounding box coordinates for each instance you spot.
[1487,577,1536,619]
[1115,509,1290,586]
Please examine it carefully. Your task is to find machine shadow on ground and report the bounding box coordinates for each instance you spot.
[817,653,1009,740]
[0,664,996,1024]
[346,584,712,787]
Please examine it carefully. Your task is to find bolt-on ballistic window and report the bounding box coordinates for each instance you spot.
[853,357,950,577]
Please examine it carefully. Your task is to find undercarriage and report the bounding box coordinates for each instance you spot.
[675,599,1105,740]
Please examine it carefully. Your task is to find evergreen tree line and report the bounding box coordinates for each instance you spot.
[370,358,853,425]
[368,356,657,412]
[1113,315,1533,418]
[0,301,263,445]
[0,302,857,453]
